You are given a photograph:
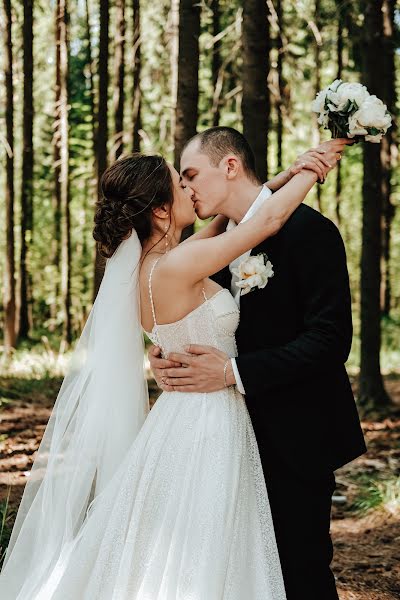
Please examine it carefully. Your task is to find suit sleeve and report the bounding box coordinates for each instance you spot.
[235,215,353,395]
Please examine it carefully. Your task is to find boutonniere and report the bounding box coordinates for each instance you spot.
[232,253,274,296]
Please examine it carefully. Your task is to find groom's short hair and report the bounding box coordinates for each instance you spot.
[185,127,260,183]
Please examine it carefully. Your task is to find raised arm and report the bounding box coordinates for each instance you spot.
[162,168,320,284]
[180,214,229,244]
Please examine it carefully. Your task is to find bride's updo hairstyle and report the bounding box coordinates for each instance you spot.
[93,153,174,258]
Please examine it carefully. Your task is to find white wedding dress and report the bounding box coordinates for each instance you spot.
[2,260,286,600]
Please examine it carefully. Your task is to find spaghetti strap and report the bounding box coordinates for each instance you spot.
[201,287,207,302]
[148,258,161,329]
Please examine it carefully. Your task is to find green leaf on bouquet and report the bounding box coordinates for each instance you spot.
[338,99,359,115]
[368,127,381,136]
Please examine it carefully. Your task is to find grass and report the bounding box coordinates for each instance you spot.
[0,488,13,567]
[350,474,400,516]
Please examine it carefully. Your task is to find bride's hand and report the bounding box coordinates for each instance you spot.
[290,138,353,183]
[288,147,332,183]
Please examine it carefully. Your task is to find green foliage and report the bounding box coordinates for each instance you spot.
[351,474,400,516]
[0,0,399,358]
[0,488,13,567]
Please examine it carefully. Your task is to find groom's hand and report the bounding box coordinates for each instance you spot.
[148,345,183,389]
[153,345,235,393]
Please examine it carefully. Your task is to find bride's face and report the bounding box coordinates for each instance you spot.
[168,164,197,229]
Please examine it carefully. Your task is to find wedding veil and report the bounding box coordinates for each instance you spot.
[0,229,149,595]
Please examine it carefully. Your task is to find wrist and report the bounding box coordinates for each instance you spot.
[223,359,236,387]
[296,169,319,183]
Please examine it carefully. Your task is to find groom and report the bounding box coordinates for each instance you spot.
[149,127,366,599]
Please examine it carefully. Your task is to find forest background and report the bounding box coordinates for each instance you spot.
[0,1,400,597]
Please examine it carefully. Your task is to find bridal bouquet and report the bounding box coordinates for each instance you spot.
[312,79,392,143]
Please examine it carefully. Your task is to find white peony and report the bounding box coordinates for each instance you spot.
[232,254,274,296]
[365,132,384,143]
[311,89,328,114]
[327,82,370,113]
[317,112,330,128]
[353,95,391,128]
[348,96,392,141]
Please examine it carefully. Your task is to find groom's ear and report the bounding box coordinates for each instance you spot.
[223,155,240,180]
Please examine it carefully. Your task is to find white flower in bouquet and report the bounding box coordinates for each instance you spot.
[348,96,393,142]
[311,79,392,143]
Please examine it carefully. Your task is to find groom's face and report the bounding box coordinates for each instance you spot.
[180,141,229,220]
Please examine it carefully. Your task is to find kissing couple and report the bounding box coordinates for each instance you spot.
[0,126,366,600]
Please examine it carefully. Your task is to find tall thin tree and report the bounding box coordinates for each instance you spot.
[2,0,16,350]
[312,0,322,212]
[57,0,72,343]
[112,0,126,161]
[359,0,390,409]
[19,0,34,340]
[173,0,201,170]
[211,0,221,127]
[170,0,179,155]
[275,0,284,171]
[84,0,96,150]
[173,0,200,240]
[50,0,63,331]
[132,0,141,152]
[93,0,109,299]
[242,0,270,181]
[335,3,344,226]
[380,0,397,316]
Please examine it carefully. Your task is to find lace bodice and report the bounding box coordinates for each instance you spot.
[144,259,240,359]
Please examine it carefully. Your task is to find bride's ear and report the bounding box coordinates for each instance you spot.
[152,204,171,230]
[152,204,170,221]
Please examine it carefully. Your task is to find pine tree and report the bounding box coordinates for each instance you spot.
[93,0,109,299]
[112,0,126,161]
[242,0,270,181]
[19,0,34,340]
[359,0,390,409]
[132,0,141,152]
[2,0,16,350]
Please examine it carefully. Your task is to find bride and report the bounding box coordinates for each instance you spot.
[0,146,339,599]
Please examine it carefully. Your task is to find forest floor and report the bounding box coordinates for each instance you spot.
[0,373,399,599]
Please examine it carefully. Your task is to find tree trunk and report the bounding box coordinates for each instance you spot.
[58,0,72,344]
[359,0,390,409]
[242,0,270,182]
[335,5,343,226]
[2,0,16,351]
[174,0,200,170]
[84,0,96,150]
[50,0,62,332]
[275,0,284,172]
[313,0,322,212]
[211,0,221,127]
[112,0,125,161]
[380,0,397,316]
[170,0,179,156]
[132,0,141,152]
[174,0,200,240]
[19,0,34,341]
[93,0,109,300]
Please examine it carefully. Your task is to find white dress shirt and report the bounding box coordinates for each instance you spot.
[228,185,273,394]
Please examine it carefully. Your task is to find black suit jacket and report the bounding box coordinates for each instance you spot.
[213,204,366,475]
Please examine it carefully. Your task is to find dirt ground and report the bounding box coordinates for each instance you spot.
[0,375,399,599]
